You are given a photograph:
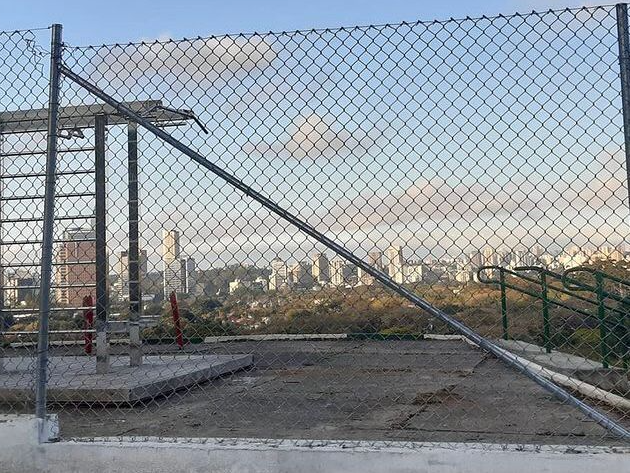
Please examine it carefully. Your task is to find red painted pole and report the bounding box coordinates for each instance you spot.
[83,294,94,355]
[169,291,184,349]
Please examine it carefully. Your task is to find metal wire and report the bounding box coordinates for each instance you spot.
[2,4,630,447]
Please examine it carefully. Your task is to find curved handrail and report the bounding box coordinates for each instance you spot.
[563,267,630,304]
[516,265,597,293]
[478,264,629,369]
[477,265,542,287]
[477,266,623,318]
[564,266,630,286]
[563,266,630,370]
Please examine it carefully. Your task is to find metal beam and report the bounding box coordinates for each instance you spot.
[94,114,109,374]
[35,23,63,420]
[617,3,630,211]
[0,100,190,134]
[127,122,142,367]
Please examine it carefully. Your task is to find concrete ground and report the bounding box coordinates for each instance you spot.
[0,354,253,402]
[8,338,618,445]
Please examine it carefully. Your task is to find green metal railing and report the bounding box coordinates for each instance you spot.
[563,267,630,369]
[477,265,629,369]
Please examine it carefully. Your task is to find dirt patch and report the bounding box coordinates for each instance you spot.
[412,385,461,406]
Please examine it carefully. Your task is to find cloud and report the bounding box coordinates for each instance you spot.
[90,35,277,85]
[242,112,384,160]
[316,150,628,237]
[105,148,628,269]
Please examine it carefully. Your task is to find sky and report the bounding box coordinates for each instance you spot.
[1,0,628,273]
[0,1,593,46]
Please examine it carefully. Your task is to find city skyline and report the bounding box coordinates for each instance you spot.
[3,220,626,308]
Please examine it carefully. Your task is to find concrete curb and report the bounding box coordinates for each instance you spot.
[1,416,629,473]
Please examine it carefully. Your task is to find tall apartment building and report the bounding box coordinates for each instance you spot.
[311,253,330,284]
[269,258,289,291]
[162,229,182,298]
[469,250,483,270]
[358,251,384,286]
[482,247,496,267]
[330,258,347,287]
[181,256,196,294]
[55,226,96,306]
[114,249,148,301]
[289,261,312,288]
[387,245,404,284]
[368,251,384,270]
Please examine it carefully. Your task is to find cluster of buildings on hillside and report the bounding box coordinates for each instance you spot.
[3,227,199,309]
[261,246,417,291]
[2,222,628,309]
[246,243,629,292]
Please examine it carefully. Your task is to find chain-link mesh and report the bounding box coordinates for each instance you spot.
[0,27,54,412]
[2,5,630,446]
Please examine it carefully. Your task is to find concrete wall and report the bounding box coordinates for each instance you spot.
[1,415,629,473]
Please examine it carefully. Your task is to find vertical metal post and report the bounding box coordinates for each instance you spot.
[0,135,5,374]
[35,23,63,420]
[94,114,109,374]
[540,273,551,354]
[595,273,610,369]
[499,270,508,340]
[617,3,630,210]
[127,122,142,366]
[618,302,629,370]
[622,304,629,371]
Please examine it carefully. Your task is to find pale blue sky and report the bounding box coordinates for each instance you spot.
[1,0,628,271]
[1,1,589,45]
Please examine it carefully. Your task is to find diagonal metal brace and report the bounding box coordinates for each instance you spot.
[58,63,630,440]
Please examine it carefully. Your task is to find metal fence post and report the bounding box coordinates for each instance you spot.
[595,273,610,369]
[540,272,552,354]
[35,23,63,420]
[616,3,630,210]
[0,135,4,374]
[128,121,142,366]
[499,269,508,340]
[94,114,110,374]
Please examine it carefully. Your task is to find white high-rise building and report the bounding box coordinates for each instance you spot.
[311,253,330,284]
[357,250,383,286]
[269,258,289,291]
[404,263,423,283]
[330,258,347,287]
[455,259,472,283]
[181,257,196,294]
[114,249,148,301]
[387,245,404,284]
[482,247,496,267]
[162,229,182,298]
[357,267,373,286]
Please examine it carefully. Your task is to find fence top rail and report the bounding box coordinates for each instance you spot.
[59,3,616,50]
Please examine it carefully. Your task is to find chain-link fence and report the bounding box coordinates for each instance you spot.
[0,27,55,412]
[1,4,630,446]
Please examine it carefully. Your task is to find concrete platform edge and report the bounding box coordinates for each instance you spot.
[1,415,629,473]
